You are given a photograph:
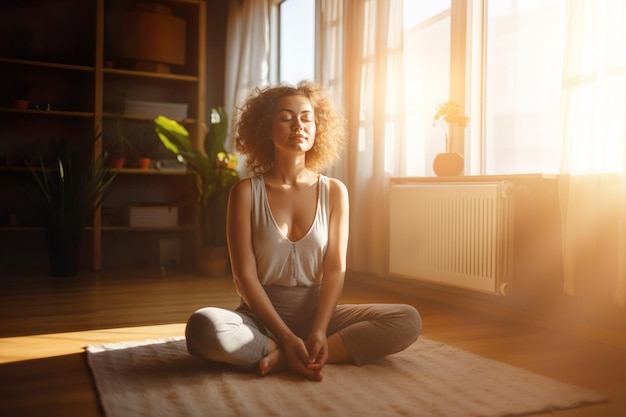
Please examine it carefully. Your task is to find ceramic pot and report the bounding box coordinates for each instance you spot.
[433,152,464,176]
[111,157,125,169]
[137,157,151,169]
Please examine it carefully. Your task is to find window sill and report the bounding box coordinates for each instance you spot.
[390,173,558,185]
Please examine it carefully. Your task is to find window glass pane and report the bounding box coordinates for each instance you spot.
[403,0,450,27]
[279,0,315,85]
[403,0,451,176]
[484,0,565,174]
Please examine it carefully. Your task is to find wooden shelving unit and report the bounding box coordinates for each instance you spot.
[0,0,207,272]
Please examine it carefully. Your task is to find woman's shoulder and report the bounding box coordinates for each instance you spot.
[322,175,347,189]
[322,175,348,201]
[230,176,253,196]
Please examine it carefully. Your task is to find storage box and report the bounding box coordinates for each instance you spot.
[124,99,188,120]
[129,206,178,227]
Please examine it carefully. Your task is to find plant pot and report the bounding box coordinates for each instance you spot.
[433,152,464,176]
[13,99,29,109]
[44,228,80,277]
[111,157,125,169]
[197,245,229,277]
[137,157,151,169]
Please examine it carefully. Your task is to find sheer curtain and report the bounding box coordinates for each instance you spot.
[317,0,346,181]
[223,0,407,276]
[319,0,406,276]
[559,0,626,306]
[223,0,271,161]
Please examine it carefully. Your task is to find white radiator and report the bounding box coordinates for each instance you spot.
[389,182,514,295]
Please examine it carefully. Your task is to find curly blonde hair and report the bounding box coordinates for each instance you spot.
[233,80,346,175]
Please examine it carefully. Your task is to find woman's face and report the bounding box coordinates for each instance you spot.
[270,94,316,154]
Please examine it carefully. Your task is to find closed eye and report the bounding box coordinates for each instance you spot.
[276,109,314,123]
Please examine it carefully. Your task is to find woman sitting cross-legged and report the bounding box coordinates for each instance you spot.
[185,80,422,381]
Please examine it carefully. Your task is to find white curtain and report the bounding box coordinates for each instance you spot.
[223,0,271,160]
[317,0,346,181]
[559,0,626,306]
[222,0,407,276]
[319,0,406,276]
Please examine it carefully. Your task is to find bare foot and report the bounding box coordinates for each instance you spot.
[258,348,286,376]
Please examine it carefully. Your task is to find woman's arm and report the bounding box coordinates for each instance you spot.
[306,178,350,367]
[226,179,315,377]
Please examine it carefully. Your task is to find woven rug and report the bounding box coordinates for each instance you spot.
[86,336,605,417]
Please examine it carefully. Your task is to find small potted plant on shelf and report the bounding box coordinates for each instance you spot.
[12,84,31,109]
[105,103,137,169]
[108,129,134,169]
[108,86,132,168]
[25,137,117,277]
[129,124,160,170]
[432,100,469,176]
[154,107,240,276]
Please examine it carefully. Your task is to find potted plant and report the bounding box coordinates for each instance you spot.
[154,107,239,276]
[107,114,136,168]
[432,100,469,176]
[108,86,132,168]
[129,124,159,170]
[25,137,116,277]
[12,83,31,109]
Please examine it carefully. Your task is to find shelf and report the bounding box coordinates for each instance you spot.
[108,168,190,175]
[0,227,43,232]
[102,225,196,232]
[157,0,206,6]
[0,57,95,72]
[0,167,33,173]
[103,68,198,82]
[102,112,197,124]
[0,107,95,118]
[0,225,196,233]
[0,0,207,272]
[0,225,197,233]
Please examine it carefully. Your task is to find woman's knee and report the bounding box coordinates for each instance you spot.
[397,304,422,342]
[185,307,232,359]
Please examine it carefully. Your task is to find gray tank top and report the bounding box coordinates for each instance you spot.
[250,175,329,287]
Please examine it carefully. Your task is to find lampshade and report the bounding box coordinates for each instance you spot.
[118,4,186,73]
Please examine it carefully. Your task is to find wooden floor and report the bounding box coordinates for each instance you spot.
[0,269,625,417]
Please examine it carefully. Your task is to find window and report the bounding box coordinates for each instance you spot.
[483,0,565,174]
[403,0,566,176]
[275,0,316,85]
[402,1,451,176]
[273,0,570,175]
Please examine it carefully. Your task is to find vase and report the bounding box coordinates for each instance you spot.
[433,152,464,177]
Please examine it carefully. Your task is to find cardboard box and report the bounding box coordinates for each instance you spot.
[124,99,188,120]
[129,206,178,227]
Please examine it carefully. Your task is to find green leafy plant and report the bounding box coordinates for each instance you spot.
[433,100,469,152]
[25,138,117,276]
[154,107,239,247]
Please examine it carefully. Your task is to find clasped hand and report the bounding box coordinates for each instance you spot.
[281,331,328,381]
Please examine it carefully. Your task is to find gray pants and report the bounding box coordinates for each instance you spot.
[185,285,422,370]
